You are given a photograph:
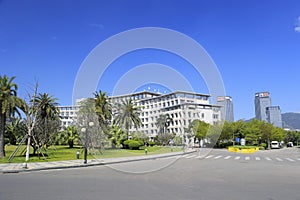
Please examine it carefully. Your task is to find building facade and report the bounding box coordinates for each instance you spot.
[216,96,234,122]
[110,91,221,139]
[58,105,79,128]
[255,92,271,121]
[254,91,282,128]
[58,91,222,138]
[266,106,283,128]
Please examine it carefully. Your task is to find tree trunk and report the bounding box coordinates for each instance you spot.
[68,140,74,148]
[0,113,6,158]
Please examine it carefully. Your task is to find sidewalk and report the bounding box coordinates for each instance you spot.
[0,149,195,173]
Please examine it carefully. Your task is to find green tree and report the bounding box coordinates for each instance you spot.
[108,125,126,148]
[0,75,24,158]
[5,117,21,145]
[188,119,209,140]
[30,93,60,154]
[60,125,79,148]
[231,120,246,145]
[244,119,262,145]
[260,121,274,149]
[155,114,173,135]
[113,99,142,139]
[94,91,112,134]
[271,127,285,142]
[77,98,107,152]
[220,121,232,142]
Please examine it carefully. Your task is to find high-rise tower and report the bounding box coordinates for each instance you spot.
[255,92,271,121]
[217,96,234,122]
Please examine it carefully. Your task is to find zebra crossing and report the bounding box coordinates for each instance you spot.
[179,153,300,163]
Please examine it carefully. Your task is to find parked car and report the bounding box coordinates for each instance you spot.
[287,142,293,147]
[271,141,280,149]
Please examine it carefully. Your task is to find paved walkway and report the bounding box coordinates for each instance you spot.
[0,149,195,173]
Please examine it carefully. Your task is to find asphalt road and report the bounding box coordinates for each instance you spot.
[1,148,300,200]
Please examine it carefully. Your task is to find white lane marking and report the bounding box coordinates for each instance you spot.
[224,156,232,160]
[234,156,240,160]
[195,155,206,159]
[285,158,295,162]
[214,155,223,159]
[205,155,214,159]
[245,156,250,161]
[275,158,283,162]
[297,158,300,161]
[255,157,261,161]
[265,157,272,161]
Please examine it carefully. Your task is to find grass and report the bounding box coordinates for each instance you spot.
[0,145,182,164]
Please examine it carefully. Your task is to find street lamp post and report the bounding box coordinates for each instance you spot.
[81,121,94,164]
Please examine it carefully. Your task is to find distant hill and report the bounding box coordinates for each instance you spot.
[282,112,300,130]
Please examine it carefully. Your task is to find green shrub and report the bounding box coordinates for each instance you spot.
[122,140,130,149]
[259,146,265,150]
[261,142,267,149]
[148,141,156,147]
[128,140,143,150]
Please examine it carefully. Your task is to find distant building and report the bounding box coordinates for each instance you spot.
[266,106,283,128]
[216,96,234,122]
[58,105,79,128]
[110,91,221,139]
[58,91,222,138]
[255,92,271,121]
[254,92,282,128]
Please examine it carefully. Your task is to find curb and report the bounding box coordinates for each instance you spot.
[1,149,196,174]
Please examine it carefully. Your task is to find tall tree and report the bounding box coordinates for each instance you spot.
[188,119,209,140]
[32,93,60,153]
[0,75,24,158]
[94,91,112,134]
[155,114,173,135]
[113,99,142,139]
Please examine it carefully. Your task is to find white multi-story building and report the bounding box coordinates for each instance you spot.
[110,91,221,139]
[58,91,221,137]
[58,105,79,128]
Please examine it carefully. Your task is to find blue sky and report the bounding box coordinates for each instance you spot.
[1,0,300,120]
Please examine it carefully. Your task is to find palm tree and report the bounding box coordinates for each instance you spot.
[32,93,60,153]
[155,114,173,135]
[35,93,59,120]
[61,125,79,148]
[113,99,142,139]
[94,91,112,134]
[0,75,24,158]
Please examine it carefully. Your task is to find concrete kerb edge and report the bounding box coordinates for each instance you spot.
[1,149,196,174]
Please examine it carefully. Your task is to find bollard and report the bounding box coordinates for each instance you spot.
[76,150,80,159]
[145,148,148,155]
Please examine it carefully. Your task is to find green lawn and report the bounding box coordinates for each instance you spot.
[0,145,182,164]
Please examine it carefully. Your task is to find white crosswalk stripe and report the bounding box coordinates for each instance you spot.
[285,158,295,162]
[205,155,214,159]
[265,157,272,161]
[234,156,241,160]
[180,153,300,163]
[275,158,283,162]
[214,155,223,159]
